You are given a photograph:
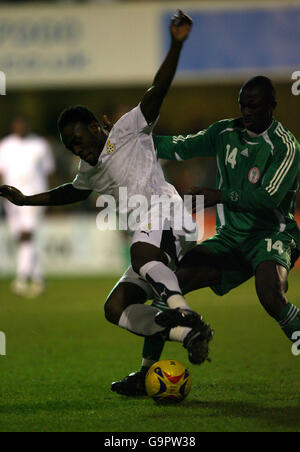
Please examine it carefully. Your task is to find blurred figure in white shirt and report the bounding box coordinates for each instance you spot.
[0,116,55,297]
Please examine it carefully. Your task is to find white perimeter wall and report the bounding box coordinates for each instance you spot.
[0,216,125,276]
[1,1,298,89]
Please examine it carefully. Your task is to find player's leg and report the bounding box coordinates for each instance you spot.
[28,207,45,297]
[12,231,34,296]
[105,277,167,337]
[106,279,166,396]
[4,203,30,295]
[9,205,45,298]
[255,261,300,343]
[111,233,250,397]
[126,242,221,381]
[105,257,207,352]
[131,238,203,330]
[16,231,34,280]
[176,244,223,295]
[244,230,300,347]
[136,237,248,368]
[108,246,214,396]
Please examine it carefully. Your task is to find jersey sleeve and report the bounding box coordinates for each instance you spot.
[153,122,221,161]
[222,140,300,212]
[114,104,159,138]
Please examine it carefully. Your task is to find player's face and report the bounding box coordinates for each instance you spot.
[61,122,105,166]
[238,87,274,134]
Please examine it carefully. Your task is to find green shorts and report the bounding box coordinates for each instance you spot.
[202,228,299,296]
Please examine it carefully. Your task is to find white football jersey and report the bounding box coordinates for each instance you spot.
[73,105,180,221]
[0,133,55,194]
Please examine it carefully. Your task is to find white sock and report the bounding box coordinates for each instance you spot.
[141,358,156,369]
[167,294,191,310]
[139,261,190,309]
[169,326,191,343]
[17,241,34,281]
[31,246,44,284]
[118,304,166,337]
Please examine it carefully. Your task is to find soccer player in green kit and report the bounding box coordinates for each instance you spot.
[112,75,300,396]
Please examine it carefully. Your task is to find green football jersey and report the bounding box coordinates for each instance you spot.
[154,118,300,245]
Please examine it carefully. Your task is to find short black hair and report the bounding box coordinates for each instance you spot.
[241,76,276,106]
[57,105,98,134]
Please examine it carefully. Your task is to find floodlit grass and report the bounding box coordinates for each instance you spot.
[0,273,299,432]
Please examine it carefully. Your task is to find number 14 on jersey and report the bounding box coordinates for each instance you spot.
[265,238,284,255]
[225,145,238,169]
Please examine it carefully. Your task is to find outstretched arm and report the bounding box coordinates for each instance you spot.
[0,183,92,207]
[140,10,192,125]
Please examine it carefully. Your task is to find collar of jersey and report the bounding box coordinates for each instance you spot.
[245,119,276,138]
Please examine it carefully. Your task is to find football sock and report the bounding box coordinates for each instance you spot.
[139,327,191,374]
[140,333,166,373]
[17,241,34,282]
[139,261,190,309]
[31,246,44,284]
[118,304,165,337]
[151,296,192,342]
[169,326,192,342]
[278,303,300,341]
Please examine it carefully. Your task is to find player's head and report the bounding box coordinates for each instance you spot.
[11,115,28,137]
[57,105,107,166]
[238,76,277,134]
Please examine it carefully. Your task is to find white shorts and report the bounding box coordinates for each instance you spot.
[114,223,198,300]
[4,201,44,237]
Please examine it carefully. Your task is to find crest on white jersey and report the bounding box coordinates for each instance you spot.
[106,139,116,154]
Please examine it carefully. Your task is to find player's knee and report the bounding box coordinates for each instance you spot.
[131,242,168,274]
[19,231,33,242]
[104,295,122,325]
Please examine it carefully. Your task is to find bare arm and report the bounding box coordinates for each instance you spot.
[0,183,92,206]
[140,10,192,125]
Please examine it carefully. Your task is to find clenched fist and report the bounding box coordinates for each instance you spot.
[170,10,193,42]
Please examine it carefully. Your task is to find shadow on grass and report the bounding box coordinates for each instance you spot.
[183,399,300,431]
[0,398,299,431]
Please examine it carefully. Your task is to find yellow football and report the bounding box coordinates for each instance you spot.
[145,359,192,403]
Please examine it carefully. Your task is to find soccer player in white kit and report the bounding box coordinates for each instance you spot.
[0,11,213,388]
[0,116,55,297]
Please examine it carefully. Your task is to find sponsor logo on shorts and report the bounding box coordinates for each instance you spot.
[140,230,151,237]
[248,167,260,184]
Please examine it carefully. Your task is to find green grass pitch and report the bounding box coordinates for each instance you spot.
[0,272,299,432]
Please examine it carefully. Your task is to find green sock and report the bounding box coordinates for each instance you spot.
[138,298,168,374]
[278,303,300,341]
[139,333,165,374]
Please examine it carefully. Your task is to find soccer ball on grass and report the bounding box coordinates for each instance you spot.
[145,359,192,403]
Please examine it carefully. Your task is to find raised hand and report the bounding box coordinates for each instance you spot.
[170,9,193,42]
[0,185,26,206]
